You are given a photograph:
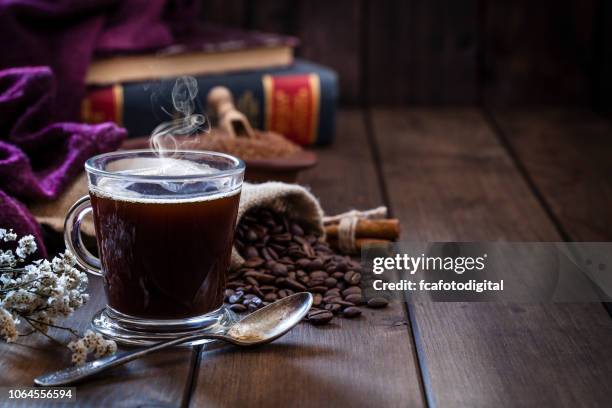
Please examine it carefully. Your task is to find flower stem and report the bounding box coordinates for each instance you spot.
[18,315,80,338]
[22,317,67,348]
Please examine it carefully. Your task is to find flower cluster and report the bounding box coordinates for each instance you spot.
[68,330,117,365]
[0,228,116,365]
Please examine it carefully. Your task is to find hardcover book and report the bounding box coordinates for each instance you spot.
[86,24,299,85]
[82,60,338,146]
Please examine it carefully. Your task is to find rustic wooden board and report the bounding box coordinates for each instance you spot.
[482,0,597,106]
[366,0,479,104]
[371,108,612,407]
[189,110,426,407]
[0,277,195,407]
[296,0,363,104]
[490,108,612,241]
[200,0,248,26]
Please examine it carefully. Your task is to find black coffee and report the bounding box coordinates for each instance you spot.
[90,189,240,319]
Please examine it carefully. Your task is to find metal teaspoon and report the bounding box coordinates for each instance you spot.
[34,292,313,387]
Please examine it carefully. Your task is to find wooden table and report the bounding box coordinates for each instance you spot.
[2,108,611,407]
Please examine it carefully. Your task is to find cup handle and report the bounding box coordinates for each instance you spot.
[64,195,102,276]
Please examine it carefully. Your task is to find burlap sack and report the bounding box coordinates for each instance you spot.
[30,176,324,268]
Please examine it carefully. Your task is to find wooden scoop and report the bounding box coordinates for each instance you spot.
[207,86,256,139]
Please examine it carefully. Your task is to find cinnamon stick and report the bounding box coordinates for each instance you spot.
[325,218,400,241]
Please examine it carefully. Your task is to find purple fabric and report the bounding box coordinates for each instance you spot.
[0,0,199,121]
[0,66,126,257]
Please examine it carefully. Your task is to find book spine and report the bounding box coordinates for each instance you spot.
[82,69,337,146]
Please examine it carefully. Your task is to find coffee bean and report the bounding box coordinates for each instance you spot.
[309,270,329,280]
[243,256,265,268]
[244,271,276,284]
[308,310,333,325]
[248,302,260,312]
[284,278,307,292]
[344,271,356,283]
[244,246,259,259]
[252,285,265,298]
[323,295,342,304]
[308,259,324,270]
[226,281,245,290]
[264,293,278,302]
[291,260,306,271]
[367,297,389,308]
[324,277,338,288]
[324,303,342,314]
[277,289,290,298]
[245,276,258,287]
[272,233,292,242]
[229,292,244,304]
[343,307,362,318]
[229,303,247,313]
[245,230,258,242]
[345,293,364,305]
[346,272,361,285]
[313,293,323,306]
[270,263,288,276]
[259,285,276,293]
[306,278,326,288]
[341,286,362,297]
[336,300,355,308]
[308,286,328,294]
[325,288,341,297]
[224,289,235,298]
[261,248,273,261]
[331,271,345,280]
[290,223,304,236]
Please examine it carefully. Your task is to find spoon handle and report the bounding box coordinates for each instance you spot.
[34,332,226,387]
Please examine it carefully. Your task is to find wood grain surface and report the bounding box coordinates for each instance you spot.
[366,0,479,105]
[371,108,612,407]
[490,108,612,241]
[189,110,426,408]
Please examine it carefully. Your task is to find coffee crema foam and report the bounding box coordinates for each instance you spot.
[90,157,240,203]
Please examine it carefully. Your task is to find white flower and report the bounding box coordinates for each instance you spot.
[62,250,77,267]
[0,308,17,342]
[15,235,37,259]
[0,226,101,363]
[0,250,16,268]
[69,330,117,364]
[2,229,17,242]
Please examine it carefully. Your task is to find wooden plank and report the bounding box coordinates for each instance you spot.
[491,108,612,241]
[247,0,297,34]
[0,277,194,407]
[189,109,425,407]
[482,0,597,106]
[201,0,248,27]
[296,0,363,104]
[371,108,612,407]
[366,0,479,104]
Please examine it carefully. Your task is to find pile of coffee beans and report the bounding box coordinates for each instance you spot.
[227,207,389,325]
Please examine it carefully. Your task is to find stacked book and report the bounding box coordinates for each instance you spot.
[82,24,338,146]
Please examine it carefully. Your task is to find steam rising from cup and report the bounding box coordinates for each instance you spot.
[149,76,210,156]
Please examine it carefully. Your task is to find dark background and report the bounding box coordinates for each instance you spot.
[201,0,612,108]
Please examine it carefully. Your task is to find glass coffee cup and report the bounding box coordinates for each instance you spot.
[64,150,244,345]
